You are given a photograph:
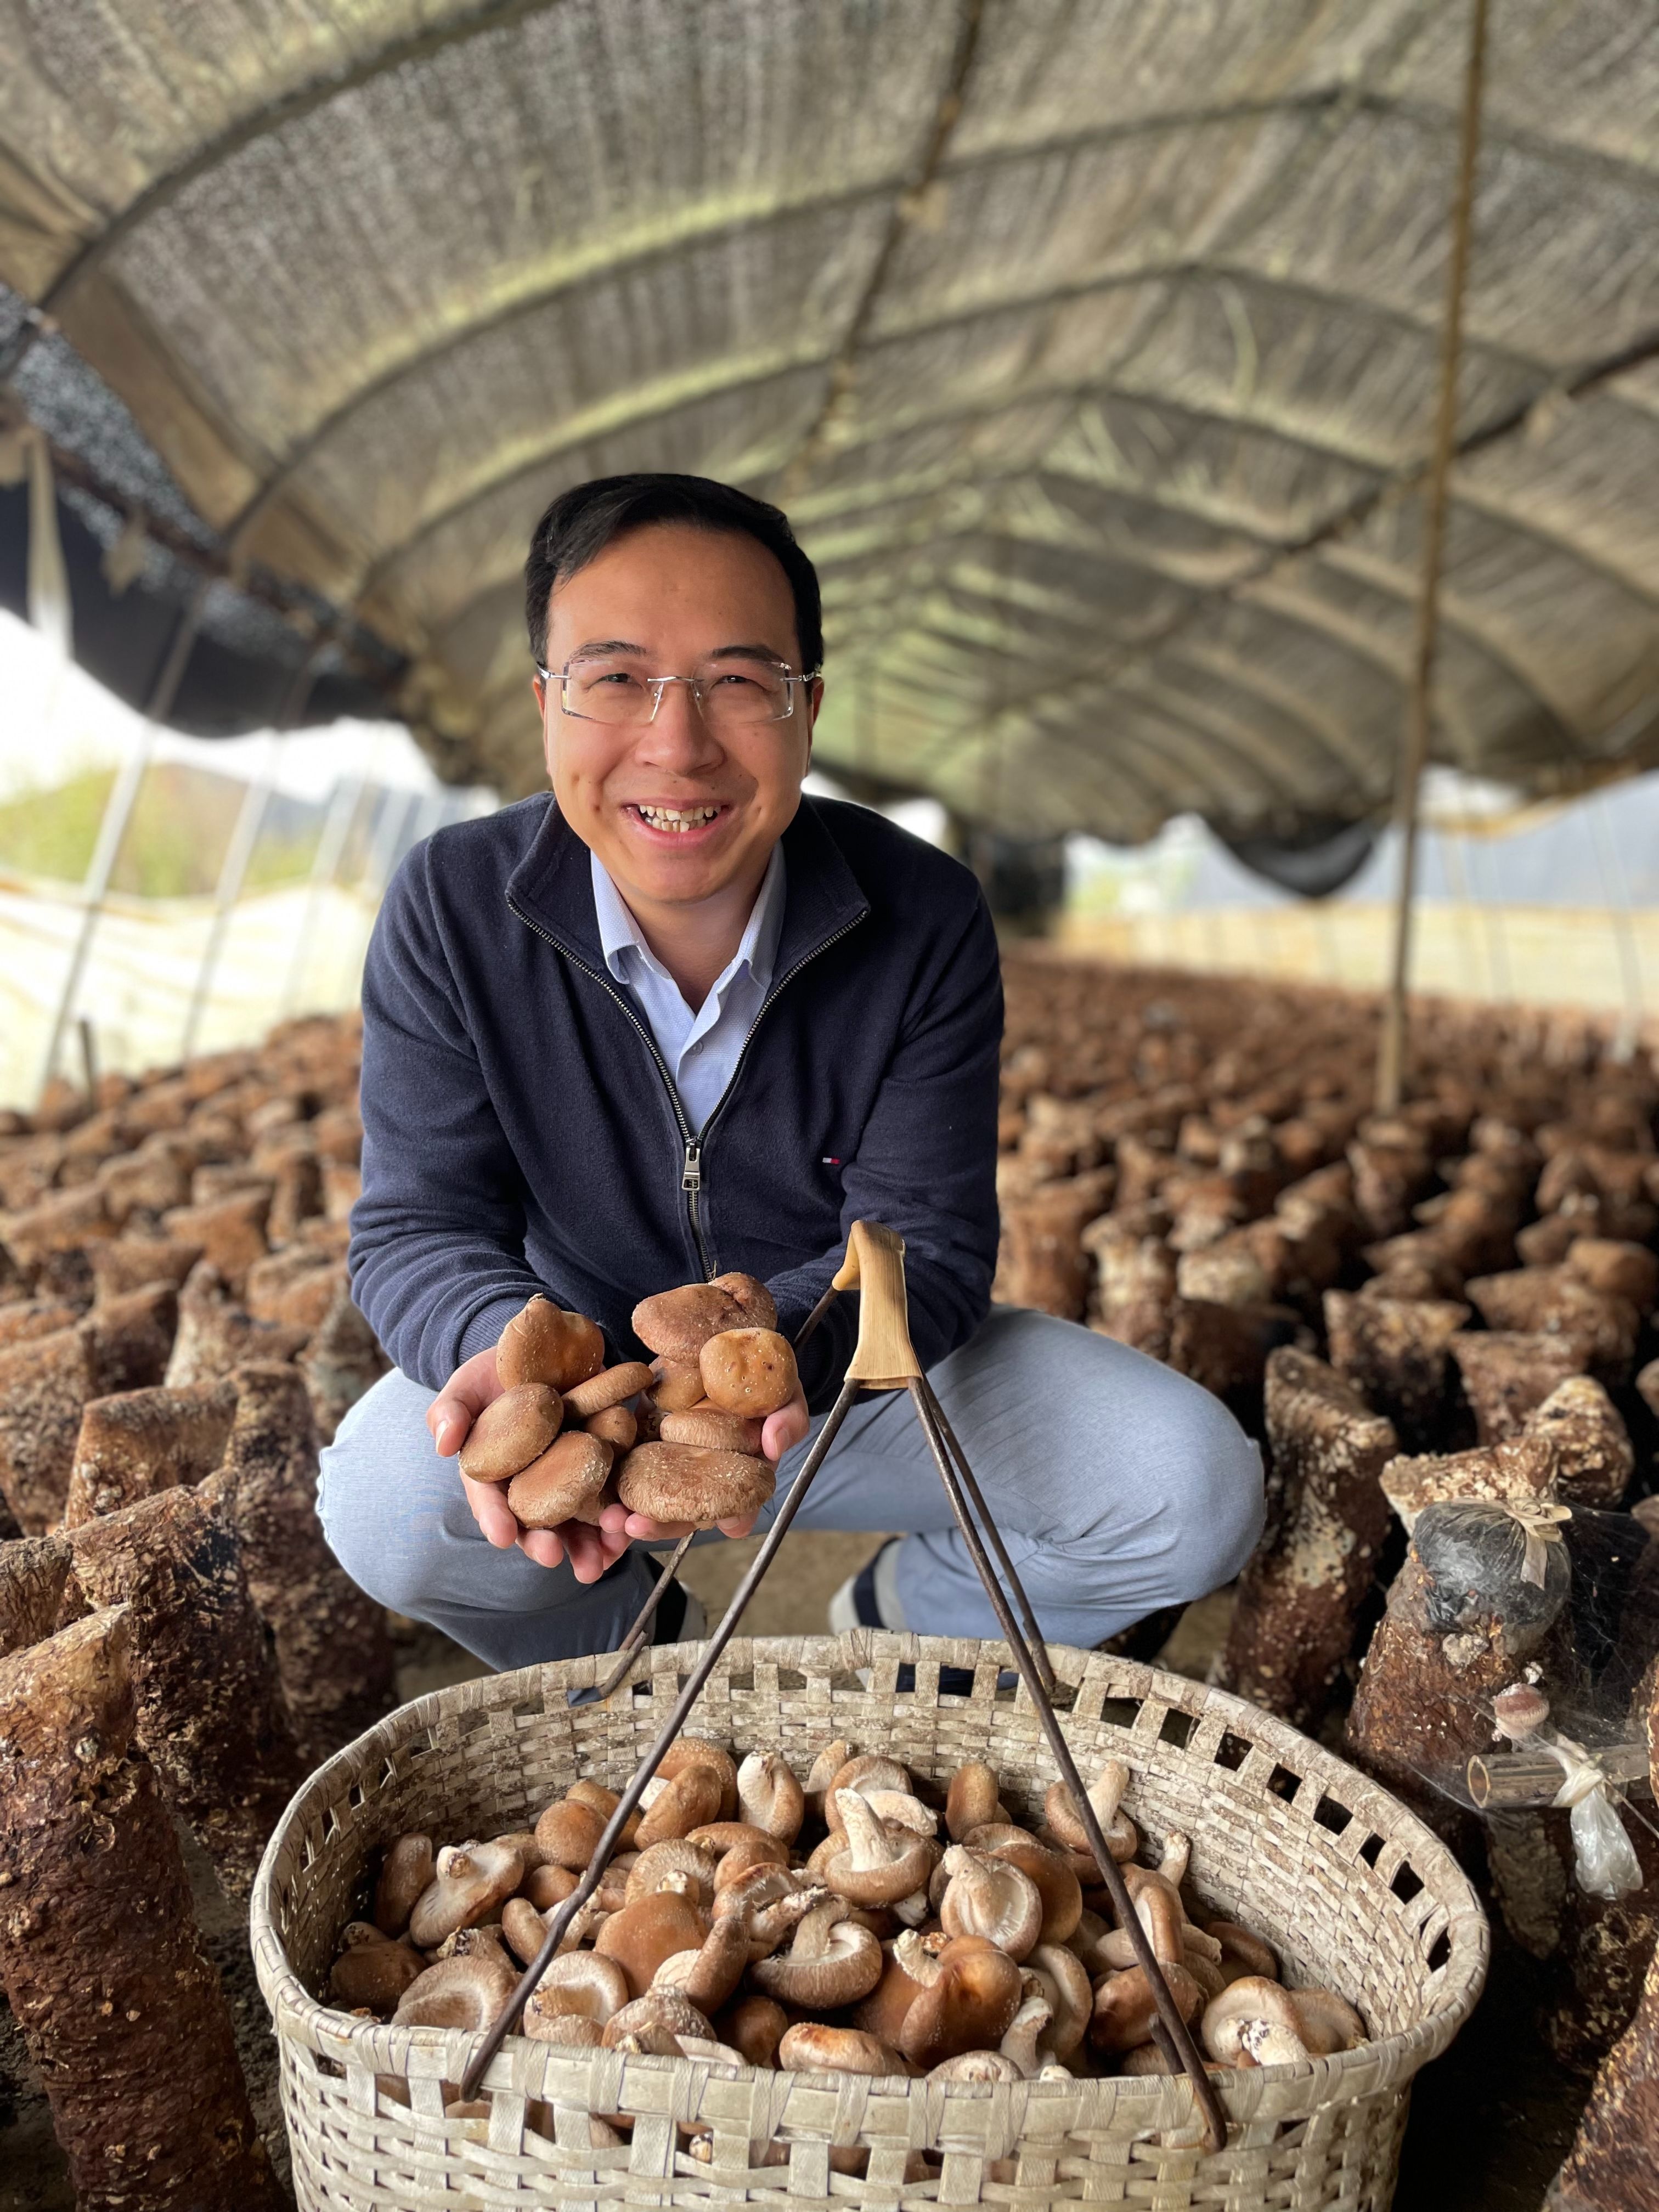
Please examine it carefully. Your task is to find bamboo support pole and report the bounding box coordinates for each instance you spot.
[1376,0,1489,1111]
[179,644,325,1060]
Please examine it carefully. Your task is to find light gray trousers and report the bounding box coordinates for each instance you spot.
[317,1307,1264,1673]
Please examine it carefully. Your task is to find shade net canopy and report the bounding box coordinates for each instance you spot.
[2,0,1657,844]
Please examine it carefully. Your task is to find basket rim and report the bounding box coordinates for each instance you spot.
[250,1629,1489,2121]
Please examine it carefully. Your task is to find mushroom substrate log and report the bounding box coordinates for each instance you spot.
[1218,1348,1397,1731]
[200,1360,394,1764]
[0,1609,282,2211]
[65,1484,306,1897]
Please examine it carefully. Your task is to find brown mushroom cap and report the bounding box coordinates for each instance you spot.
[736,1752,805,1842]
[496,1296,607,1391]
[1090,1962,1203,2053]
[1026,1942,1092,2060]
[963,1826,1082,1946]
[616,1443,775,1527]
[596,1892,710,2000]
[534,1797,607,1870]
[659,1739,740,1817]
[392,1951,520,2030]
[457,1383,563,1482]
[714,1993,789,2069]
[329,1923,425,2011]
[507,1430,614,1527]
[625,1838,720,1905]
[632,1284,746,1360]
[659,1407,766,1453]
[698,1328,799,1417]
[748,1899,884,2008]
[646,1357,710,1411]
[523,1862,579,1912]
[651,1909,753,2012]
[636,1763,726,1848]
[584,1404,638,1450]
[1044,1759,1138,1861]
[562,1361,654,1417]
[1288,1987,1366,2055]
[825,1754,912,1812]
[522,2009,606,2049]
[407,1839,525,1947]
[710,1272,778,1330]
[929,2049,1023,2083]
[687,1822,791,1886]
[850,1932,934,2047]
[373,1833,435,1937]
[1211,1922,1279,1983]
[525,1951,630,2024]
[601,1989,715,2056]
[779,2024,906,2077]
[803,1738,853,1821]
[1200,1976,1311,2066]
[938,1846,1043,1961]
[822,1790,935,1907]
[945,1762,1002,1842]
[896,1937,1024,2069]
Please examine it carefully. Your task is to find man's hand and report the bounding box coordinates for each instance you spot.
[429,1346,631,1582]
[433,1353,811,1573]
[620,1382,809,1544]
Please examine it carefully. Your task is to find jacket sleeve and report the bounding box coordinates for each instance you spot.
[766,887,1003,1410]
[348,843,572,1388]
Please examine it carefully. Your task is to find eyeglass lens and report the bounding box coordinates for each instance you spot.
[564,659,795,727]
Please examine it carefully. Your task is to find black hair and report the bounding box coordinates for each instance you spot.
[523,472,823,674]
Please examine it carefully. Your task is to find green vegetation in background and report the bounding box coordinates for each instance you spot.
[0,764,325,896]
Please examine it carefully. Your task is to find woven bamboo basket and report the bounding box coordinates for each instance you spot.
[252,1629,1488,2211]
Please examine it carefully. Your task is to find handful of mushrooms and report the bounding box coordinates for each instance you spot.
[336,1739,1368,2094]
[460,1279,793,1530]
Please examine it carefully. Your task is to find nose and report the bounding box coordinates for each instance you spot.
[636,679,723,773]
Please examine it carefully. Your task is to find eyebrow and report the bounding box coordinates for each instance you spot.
[567,640,793,668]
[707,643,792,667]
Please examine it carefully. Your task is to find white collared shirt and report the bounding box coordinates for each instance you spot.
[589,845,786,1135]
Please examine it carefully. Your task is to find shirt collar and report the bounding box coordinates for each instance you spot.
[590,843,787,1003]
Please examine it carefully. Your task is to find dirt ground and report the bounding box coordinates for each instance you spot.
[0,1530,1595,2211]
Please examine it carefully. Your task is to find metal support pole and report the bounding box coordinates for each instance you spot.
[458,1381,864,2101]
[1376,0,1488,1111]
[588,1532,699,1702]
[920,1378,1054,1692]
[37,580,208,1102]
[178,646,323,1062]
[276,762,372,1019]
[905,1379,1227,2152]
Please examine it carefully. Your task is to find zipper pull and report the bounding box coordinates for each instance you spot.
[681,1141,702,1194]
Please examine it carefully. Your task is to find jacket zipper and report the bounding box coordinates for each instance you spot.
[507,894,713,1277]
[508,894,866,1281]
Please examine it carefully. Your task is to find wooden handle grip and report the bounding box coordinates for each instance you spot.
[834,1221,922,1387]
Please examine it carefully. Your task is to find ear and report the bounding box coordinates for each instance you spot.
[533,670,557,783]
[804,675,823,768]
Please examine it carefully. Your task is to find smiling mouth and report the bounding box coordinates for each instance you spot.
[630,803,725,834]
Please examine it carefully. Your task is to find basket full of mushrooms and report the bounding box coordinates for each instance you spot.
[252,1633,1486,2211]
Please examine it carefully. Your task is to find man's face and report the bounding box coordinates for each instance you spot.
[534,522,818,911]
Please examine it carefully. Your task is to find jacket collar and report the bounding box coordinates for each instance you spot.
[505,794,870,981]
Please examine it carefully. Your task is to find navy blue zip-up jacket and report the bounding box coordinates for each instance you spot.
[348,792,1003,1410]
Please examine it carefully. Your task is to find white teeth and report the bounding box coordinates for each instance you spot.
[637,805,719,833]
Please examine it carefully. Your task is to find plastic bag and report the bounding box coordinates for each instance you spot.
[1566,1786,1644,1901]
